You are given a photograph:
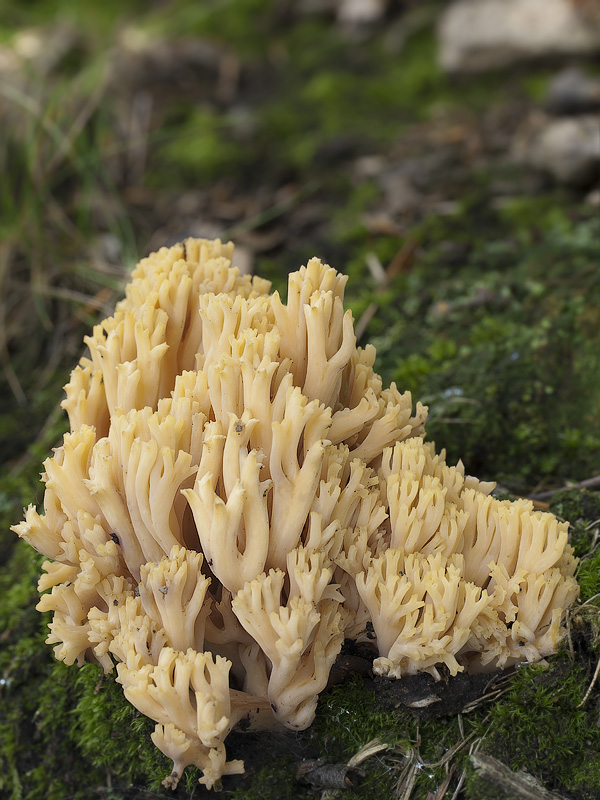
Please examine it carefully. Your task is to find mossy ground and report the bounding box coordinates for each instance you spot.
[1,1,599,798]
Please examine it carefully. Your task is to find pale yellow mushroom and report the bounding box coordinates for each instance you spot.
[151,722,243,790]
[106,595,169,668]
[116,648,241,788]
[458,490,574,589]
[117,645,269,789]
[85,408,198,577]
[271,257,348,394]
[12,237,580,792]
[301,292,356,408]
[183,415,272,594]
[62,362,110,437]
[357,549,492,679]
[44,427,102,525]
[13,490,66,561]
[483,563,580,669]
[38,563,134,670]
[138,545,213,653]
[231,552,345,729]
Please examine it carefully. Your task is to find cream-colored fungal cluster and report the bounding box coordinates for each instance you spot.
[13,238,579,790]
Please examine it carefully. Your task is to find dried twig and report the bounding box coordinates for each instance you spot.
[470,753,569,800]
[297,738,390,795]
[529,474,600,501]
[297,759,358,790]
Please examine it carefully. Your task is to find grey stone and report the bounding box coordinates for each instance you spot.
[546,67,600,115]
[513,113,600,186]
[439,0,600,73]
[337,0,387,26]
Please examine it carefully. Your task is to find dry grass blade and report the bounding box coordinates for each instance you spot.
[223,179,321,239]
[124,90,153,186]
[355,237,418,341]
[394,758,419,800]
[430,764,455,800]
[346,738,390,768]
[576,654,600,708]
[449,736,484,800]
[45,72,108,175]
[0,239,27,404]
[0,51,134,407]
[461,673,514,714]
[388,716,487,800]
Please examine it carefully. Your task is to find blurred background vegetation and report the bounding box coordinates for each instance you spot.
[1,1,599,798]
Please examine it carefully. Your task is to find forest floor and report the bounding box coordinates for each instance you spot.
[1,2,599,799]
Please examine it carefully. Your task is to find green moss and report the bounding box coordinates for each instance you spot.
[467,655,600,799]
[72,664,187,794]
[0,559,184,799]
[0,531,91,798]
[365,202,600,491]
[575,551,600,605]
[0,577,101,800]
[148,13,463,187]
[152,107,249,184]
[144,0,274,56]
[0,0,146,35]
[550,489,600,613]
[228,760,308,800]
[550,489,600,534]
[548,489,600,603]
[304,675,478,800]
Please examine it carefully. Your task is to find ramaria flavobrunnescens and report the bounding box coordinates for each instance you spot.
[13,238,579,789]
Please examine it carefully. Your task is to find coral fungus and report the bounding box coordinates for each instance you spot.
[12,238,579,789]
